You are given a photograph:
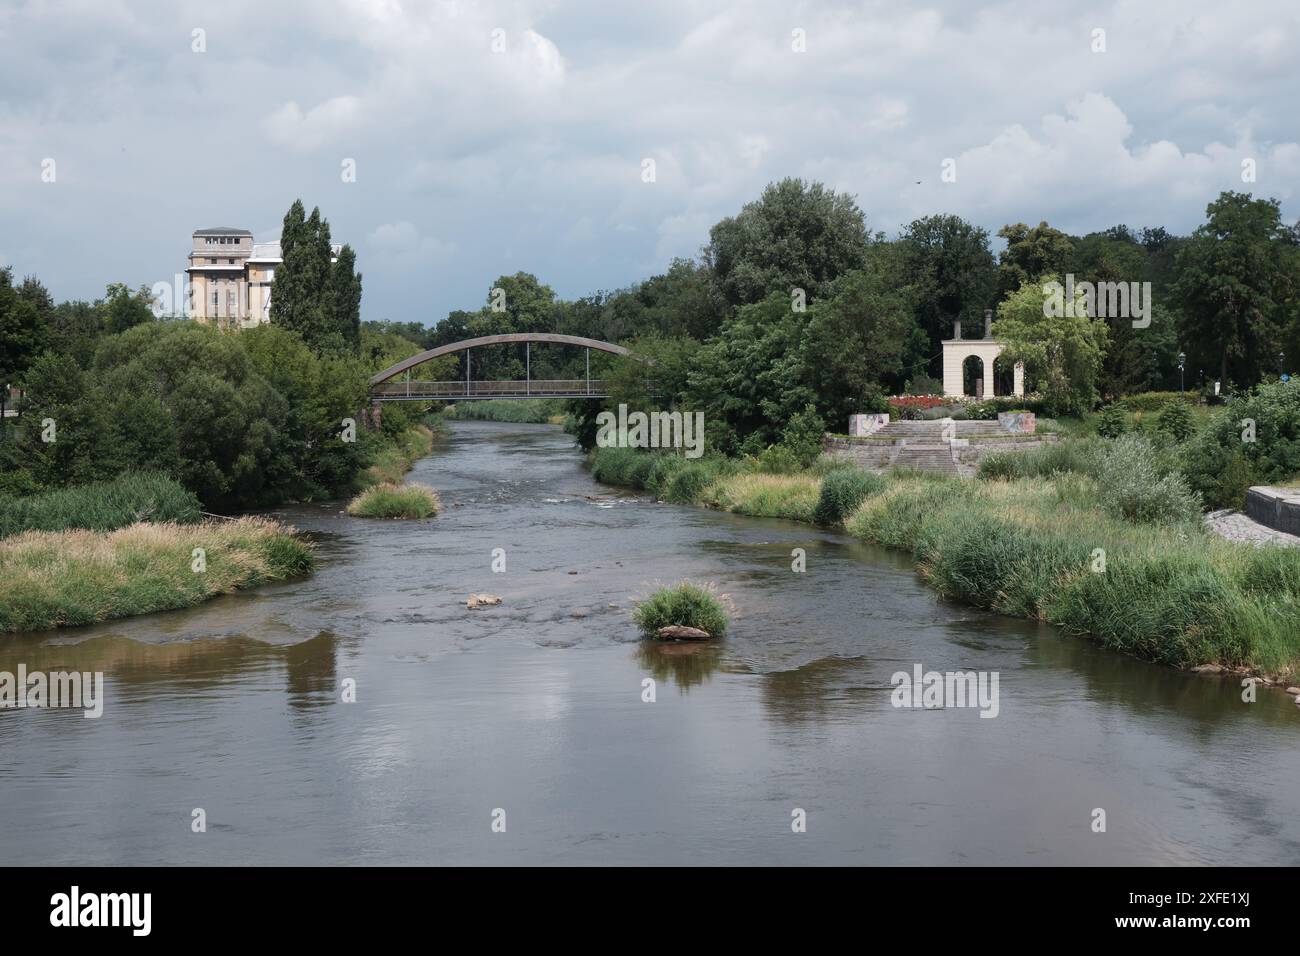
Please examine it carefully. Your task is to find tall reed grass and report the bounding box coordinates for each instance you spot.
[0,517,313,633]
[0,472,201,538]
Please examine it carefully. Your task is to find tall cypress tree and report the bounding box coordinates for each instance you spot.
[270,200,308,333]
[330,245,362,352]
[270,199,361,353]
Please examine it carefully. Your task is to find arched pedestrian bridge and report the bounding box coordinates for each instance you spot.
[369,333,638,401]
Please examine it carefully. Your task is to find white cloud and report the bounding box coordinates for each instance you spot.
[1,0,1297,322]
[261,96,362,150]
[367,221,457,269]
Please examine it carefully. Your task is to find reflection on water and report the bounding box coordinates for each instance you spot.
[636,640,724,691]
[1,420,1297,865]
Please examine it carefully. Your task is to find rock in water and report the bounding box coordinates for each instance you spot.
[657,625,711,641]
[467,593,503,609]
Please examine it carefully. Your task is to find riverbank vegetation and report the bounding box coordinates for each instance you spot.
[0,472,201,536]
[347,482,440,519]
[0,200,451,631]
[590,444,1300,676]
[0,517,313,633]
[633,582,730,639]
[443,399,566,424]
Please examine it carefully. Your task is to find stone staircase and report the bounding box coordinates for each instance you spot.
[873,420,1004,439]
[889,442,959,475]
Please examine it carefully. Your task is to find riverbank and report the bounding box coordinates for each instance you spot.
[0,421,438,634]
[0,517,313,633]
[443,399,567,424]
[360,422,439,487]
[589,446,1300,680]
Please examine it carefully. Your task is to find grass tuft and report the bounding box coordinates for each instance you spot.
[632,582,730,638]
[346,483,440,519]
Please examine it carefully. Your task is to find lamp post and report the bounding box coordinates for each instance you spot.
[1178,351,1186,394]
[1280,350,1286,379]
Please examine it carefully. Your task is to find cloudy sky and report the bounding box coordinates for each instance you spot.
[2,0,1297,323]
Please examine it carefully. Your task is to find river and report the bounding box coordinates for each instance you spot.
[2,420,1297,865]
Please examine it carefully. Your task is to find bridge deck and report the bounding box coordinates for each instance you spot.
[372,380,608,401]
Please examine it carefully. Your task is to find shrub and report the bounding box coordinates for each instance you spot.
[633,582,730,638]
[779,404,827,467]
[662,460,721,503]
[705,474,821,522]
[845,477,973,552]
[361,424,435,487]
[755,444,802,475]
[977,436,1105,481]
[813,467,887,526]
[1048,554,1249,667]
[1155,400,1195,442]
[914,510,1091,618]
[1095,404,1129,438]
[589,447,646,487]
[1096,435,1201,524]
[0,471,201,538]
[346,483,440,519]
[904,373,944,396]
[1182,380,1300,508]
[1118,391,1192,413]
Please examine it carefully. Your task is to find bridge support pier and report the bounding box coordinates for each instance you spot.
[367,401,382,431]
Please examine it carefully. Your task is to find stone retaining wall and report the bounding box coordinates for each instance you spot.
[1245,486,1300,536]
[822,433,1058,476]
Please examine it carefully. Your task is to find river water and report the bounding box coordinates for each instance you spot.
[2,421,1298,865]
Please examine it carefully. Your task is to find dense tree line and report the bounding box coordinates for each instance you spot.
[393,179,1297,453]
[0,201,423,508]
[3,183,1297,494]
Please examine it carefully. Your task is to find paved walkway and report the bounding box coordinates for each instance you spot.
[1205,509,1300,547]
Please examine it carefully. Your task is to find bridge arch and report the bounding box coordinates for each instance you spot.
[369,332,641,401]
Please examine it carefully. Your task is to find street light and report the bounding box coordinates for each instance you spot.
[1178,351,1186,394]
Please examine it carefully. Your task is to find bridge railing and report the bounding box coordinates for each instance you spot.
[372,380,609,399]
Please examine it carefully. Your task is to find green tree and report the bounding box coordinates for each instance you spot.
[271,200,356,353]
[89,323,294,509]
[329,245,363,352]
[686,294,816,455]
[992,278,1110,416]
[241,324,370,498]
[898,215,997,369]
[704,178,870,308]
[1173,191,1295,386]
[102,282,155,334]
[0,267,48,389]
[798,260,921,429]
[997,222,1076,298]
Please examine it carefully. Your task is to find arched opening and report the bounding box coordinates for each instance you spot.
[962,355,985,399]
[992,354,1015,398]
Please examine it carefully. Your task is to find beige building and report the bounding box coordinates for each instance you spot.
[941,312,1024,399]
[186,227,339,328]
